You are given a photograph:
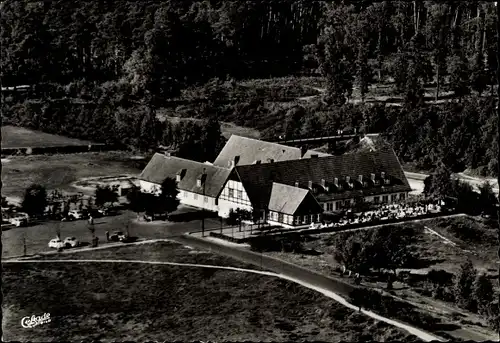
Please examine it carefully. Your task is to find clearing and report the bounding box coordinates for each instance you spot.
[2,242,417,342]
[1,125,94,149]
[1,151,144,201]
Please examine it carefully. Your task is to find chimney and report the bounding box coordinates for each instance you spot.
[308,180,313,189]
[176,174,181,182]
[176,168,186,182]
[334,177,339,186]
[321,179,326,187]
[300,146,307,158]
[267,158,274,163]
[164,152,171,157]
[345,176,350,183]
[371,173,376,181]
[255,160,261,164]
[381,171,386,179]
[295,181,299,188]
[234,155,240,166]
[358,175,363,183]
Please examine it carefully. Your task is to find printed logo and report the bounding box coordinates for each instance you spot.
[21,313,51,328]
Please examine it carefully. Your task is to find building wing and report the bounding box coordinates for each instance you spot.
[138,153,231,197]
[213,134,330,167]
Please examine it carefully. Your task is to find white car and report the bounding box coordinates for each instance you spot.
[68,210,84,220]
[63,237,79,248]
[48,238,65,249]
[9,217,28,227]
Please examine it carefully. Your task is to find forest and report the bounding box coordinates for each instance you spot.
[1,1,499,174]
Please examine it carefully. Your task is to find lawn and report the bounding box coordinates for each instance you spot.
[1,151,144,200]
[1,125,94,149]
[254,222,498,341]
[2,242,417,342]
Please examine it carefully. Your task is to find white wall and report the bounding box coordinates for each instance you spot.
[179,189,219,212]
[139,180,218,212]
[217,180,253,217]
[139,180,161,195]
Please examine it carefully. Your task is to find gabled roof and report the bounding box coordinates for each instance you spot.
[138,153,231,197]
[268,182,323,215]
[213,135,330,167]
[234,148,411,208]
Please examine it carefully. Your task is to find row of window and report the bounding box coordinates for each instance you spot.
[268,211,321,225]
[181,191,210,203]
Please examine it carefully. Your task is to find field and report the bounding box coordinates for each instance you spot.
[1,125,94,149]
[1,151,144,200]
[254,218,498,341]
[2,242,417,342]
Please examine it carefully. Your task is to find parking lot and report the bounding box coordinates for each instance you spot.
[2,208,222,258]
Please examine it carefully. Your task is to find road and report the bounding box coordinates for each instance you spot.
[404,171,499,194]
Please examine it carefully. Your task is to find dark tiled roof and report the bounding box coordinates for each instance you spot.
[138,153,231,197]
[213,135,330,167]
[234,148,411,209]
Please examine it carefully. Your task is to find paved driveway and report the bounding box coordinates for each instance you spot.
[1,210,221,258]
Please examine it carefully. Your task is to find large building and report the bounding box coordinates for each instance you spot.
[138,135,412,228]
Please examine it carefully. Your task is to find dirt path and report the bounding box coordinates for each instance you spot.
[5,256,445,342]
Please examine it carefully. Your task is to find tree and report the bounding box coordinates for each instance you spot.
[477,181,498,216]
[333,233,371,274]
[126,186,146,218]
[1,196,9,207]
[447,50,471,100]
[158,177,180,216]
[423,164,453,200]
[21,184,47,217]
[367,226,415,288]
[94,185,119,208]
[472,273,494,314]
[454,260,477,311]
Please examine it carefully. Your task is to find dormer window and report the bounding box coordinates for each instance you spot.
[308,180,313,189]
[363,181,368,187]
[374,179,380,186]
[384,178,391,185]
[381,172,386,179]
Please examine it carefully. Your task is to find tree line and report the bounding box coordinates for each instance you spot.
[1,1,499,174]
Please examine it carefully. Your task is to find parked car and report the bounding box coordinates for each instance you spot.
[9,217,28,227]
[63,237,79,248]
[109,231,126,242]
[68,210,86,220]
[48,238,65,249]
[97,208,109,216]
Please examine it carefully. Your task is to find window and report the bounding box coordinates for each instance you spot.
[391,194,398,202]
[293,216,299,225]
[344,200,351,207]
[183,191,187,198]
[194,193,198,200]
[204,196,208,203]
[382,195,389,203]
[335,201,341,210]
[228,188,234,198]
[278,213,284,223]
[237,190,243,199]
[326,202,333,211]
[374,196,380,204]
[400,193,406,200]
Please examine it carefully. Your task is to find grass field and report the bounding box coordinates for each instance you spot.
[1,125,94,149]
[2,242,417,342]
[1,151,144,200]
